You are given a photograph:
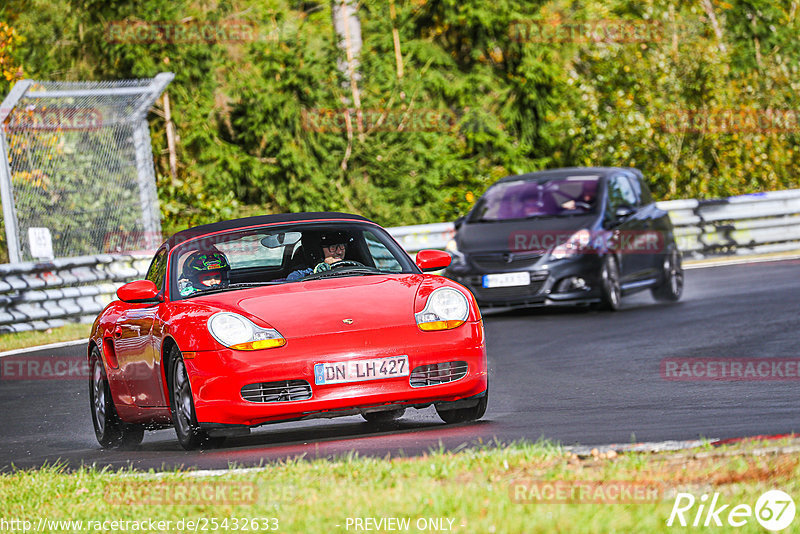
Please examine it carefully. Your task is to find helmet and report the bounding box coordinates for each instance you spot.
[319,231,349,248]
[183,250,230,290]
[302,230,353,266]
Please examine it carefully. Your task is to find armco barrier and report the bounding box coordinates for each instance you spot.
[0,255,149,333]
[656,189,800,256]
[386,222,456,254]
[1,189,799,333]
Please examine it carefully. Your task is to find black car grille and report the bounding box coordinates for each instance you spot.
[463,271,549,302]
[470,251,543,271]
[409,361,468,387]
[241,380,312,403]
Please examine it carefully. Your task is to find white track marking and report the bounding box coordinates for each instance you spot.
[0,338,87,358]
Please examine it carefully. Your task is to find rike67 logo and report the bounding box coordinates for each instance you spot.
[667,490,795,531]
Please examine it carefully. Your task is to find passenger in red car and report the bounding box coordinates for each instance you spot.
[178,250,231,296]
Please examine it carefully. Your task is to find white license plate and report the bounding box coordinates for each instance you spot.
[314,356,409,385]
[482,272,530,288]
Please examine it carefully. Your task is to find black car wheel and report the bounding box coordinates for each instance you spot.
[598,255,621,311]
[89,347,144,449]
[169,346,225,450]
[652,247,684,302]
[436,390,488,424]
[362,408,405,424]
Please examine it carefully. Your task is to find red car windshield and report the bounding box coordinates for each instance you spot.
[471,176,599,221]
[170,222,416,299]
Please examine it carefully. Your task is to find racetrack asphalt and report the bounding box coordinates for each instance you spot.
[0,258,798,472]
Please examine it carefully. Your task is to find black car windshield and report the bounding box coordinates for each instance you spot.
[470,176,600,221]
[170,222,416,299]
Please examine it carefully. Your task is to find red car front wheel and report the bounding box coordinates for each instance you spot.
[436,388,488,424]
[169,346,225,450]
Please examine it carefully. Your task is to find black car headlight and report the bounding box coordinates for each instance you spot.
[550,230,592,260]
[446,240,466,267]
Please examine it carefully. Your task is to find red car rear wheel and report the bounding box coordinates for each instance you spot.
[89,346,144,449]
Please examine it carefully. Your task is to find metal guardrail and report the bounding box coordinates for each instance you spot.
[656,189,800,257]
[1,188,799,333]
[0,255,149,333]
[386,222,456,254]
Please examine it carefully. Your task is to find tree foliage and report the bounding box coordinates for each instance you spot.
[0,0,798,261]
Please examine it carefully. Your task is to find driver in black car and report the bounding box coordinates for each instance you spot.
[287,232,350,281]
[561,191,595,211]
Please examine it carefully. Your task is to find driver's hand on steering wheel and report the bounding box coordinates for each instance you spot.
[312,262,332,274]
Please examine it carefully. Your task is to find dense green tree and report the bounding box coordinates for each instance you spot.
[0,0,798,263]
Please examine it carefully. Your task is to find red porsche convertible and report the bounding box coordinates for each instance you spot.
[89,213,488,449]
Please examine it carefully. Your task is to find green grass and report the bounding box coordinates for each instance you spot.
[1,438,797,533]
[0,322,89,352]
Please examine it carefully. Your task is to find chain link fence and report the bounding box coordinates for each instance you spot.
[0,74,173,263]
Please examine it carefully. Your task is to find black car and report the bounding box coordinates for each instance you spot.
[444,167,683,310]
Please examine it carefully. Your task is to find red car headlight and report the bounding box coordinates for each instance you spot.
[415,287,469,331]
[207,312,286,350]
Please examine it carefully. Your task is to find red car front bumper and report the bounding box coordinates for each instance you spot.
[184,321,487,427]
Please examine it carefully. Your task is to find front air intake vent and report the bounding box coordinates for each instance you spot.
[241,380,312,403]
[409,361,468,387]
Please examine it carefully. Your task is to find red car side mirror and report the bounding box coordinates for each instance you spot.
[117,280,160,303]
[416,250,452,272]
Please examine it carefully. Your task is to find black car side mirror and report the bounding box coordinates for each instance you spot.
[454,216,465,230]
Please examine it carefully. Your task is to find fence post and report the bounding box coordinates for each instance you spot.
[0,80,33,264]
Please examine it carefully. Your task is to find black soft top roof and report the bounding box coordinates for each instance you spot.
[164,212,373,250]
[496,166,642,184]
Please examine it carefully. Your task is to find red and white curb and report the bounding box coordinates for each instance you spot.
[567,433,800,458]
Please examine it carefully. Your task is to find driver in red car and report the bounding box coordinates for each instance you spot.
[287,232,349,281]
[178,250,231,296]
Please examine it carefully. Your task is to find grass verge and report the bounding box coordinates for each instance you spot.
[0,323,89,353]
[0,437,798,533]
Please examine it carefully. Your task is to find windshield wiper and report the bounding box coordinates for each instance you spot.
[227,282,287,288]
[475,215,559,222]
[302,268,382,281]
[182,281,284,298]
[554,211,591,217]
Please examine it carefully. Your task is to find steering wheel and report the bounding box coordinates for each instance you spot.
[328,260,365,270]
[574,201,593,210]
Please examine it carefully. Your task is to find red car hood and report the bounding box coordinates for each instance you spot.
[186,274,427,338]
